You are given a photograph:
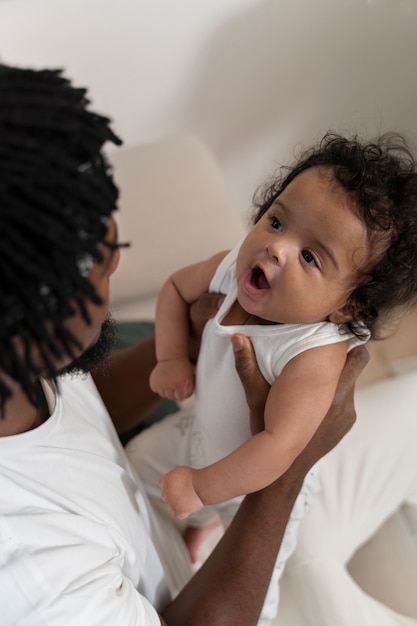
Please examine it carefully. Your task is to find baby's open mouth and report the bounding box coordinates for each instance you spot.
[250,266,270,289]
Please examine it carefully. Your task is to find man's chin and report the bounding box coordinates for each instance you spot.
[59,315,117,377]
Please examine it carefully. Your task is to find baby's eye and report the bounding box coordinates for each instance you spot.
[302,250,317,266]
[270,215,283,231]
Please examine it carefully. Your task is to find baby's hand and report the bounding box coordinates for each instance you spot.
[159,466,204,520]
[149,358,195,401]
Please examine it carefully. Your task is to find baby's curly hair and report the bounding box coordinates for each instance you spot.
[253,132,417,339]
[0,65,124,409]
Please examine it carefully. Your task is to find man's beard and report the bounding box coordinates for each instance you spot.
[59,314,117,377]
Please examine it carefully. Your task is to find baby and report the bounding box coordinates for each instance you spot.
[141,132,417,616]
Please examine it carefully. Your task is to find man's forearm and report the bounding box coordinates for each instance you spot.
[92,336,162,434]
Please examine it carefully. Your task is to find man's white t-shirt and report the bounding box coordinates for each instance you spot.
[0,373,192,625]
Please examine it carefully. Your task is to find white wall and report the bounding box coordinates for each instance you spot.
[1,0,417,216]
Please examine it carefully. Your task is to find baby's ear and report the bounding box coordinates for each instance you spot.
[328,303,358,324]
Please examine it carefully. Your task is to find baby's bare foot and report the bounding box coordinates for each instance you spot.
[184,517,224,568]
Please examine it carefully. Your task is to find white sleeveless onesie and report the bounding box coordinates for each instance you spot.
[194,241,364,471]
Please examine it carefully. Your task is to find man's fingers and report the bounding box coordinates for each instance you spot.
[231,334,269,402]
[188,293,225,361]
[338,345,370,387]
[232,334,270,434]
[190,293,224,328]
[231,334,258,383]
[333,345,370,410]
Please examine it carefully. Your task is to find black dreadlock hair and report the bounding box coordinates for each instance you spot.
[0,64,124,410]
[253,132,417,340]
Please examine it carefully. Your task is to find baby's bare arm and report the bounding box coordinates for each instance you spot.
[150,251,228,399]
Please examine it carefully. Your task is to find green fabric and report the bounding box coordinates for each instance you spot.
[115,320,156,350]
[115,320,179,445]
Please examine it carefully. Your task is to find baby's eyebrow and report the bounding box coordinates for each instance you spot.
[272,199,287,212]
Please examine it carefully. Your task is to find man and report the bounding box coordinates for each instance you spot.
[0,64,367,625]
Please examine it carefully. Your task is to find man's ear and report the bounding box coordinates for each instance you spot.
[328,303,358,324]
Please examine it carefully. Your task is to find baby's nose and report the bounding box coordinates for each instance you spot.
[267,242,286,266]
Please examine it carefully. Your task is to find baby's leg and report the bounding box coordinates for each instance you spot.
[126,408,195,501]
[184,517,224,568]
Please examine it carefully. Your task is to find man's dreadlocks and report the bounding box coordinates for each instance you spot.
[0,64,123,410]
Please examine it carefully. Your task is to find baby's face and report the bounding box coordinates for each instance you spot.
[236,167,369,325]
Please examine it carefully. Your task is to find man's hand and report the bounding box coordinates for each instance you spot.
[188,293,224,362]
[230,333,270,435]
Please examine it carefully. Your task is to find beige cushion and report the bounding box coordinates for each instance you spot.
[358,309,417,386]
[109,134,244,314]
